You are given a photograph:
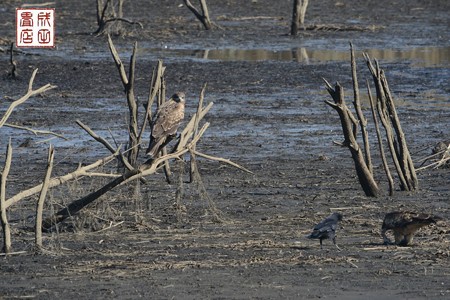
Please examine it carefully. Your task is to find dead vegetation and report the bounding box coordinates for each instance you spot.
[323,43,418,197]
[183,0,214,30]
[94,0,143,36]
[0,37,251,255]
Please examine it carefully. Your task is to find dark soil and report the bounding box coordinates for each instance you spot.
[0,0,449,299]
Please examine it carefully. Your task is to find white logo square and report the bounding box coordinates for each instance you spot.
[16,8,55,48]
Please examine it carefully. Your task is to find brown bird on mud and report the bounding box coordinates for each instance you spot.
[381,211,442,246]
[146,92,186,158]
[307,212,343,250]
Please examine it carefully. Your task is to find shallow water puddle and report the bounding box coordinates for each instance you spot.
[139,46,450,67]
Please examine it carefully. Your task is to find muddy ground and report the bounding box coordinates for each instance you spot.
[0,0,449,299]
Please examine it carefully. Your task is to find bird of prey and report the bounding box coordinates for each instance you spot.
[381,211,442,246]
[146,92,186,158]
[307,212,343,250]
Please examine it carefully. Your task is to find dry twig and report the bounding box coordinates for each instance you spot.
[0,69,56,128]
[0,140,13,254]
[35,146,55,250]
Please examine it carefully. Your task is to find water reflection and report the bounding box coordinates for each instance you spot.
[143,46,450,67]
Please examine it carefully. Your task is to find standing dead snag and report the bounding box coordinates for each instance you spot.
[183,0,213,30]
[35,146,54,250]
[324,80,380,197]
[367,82,395,196]
[94,0,143,35]
[291,0,309,35]
[8,43,18,79]
[324,44,418,196]
[107,35,140,167]
[364,54,418,191]
[350,43,372,175]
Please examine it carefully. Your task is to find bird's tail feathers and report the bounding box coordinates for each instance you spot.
[306,231,319,239]
[146,138,165,158]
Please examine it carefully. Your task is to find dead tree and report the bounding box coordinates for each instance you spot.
[7,43,18,79]
[324,43,418,196]
[41,87,252,230]
[290,0,309,35]
[183,0,213,30]
[107,35,140,167]
[94,0,143,35]
[367,82,395,196]
[364,54,418,191]
[45,38,249,230]
[40,78,249,230]
[35,146,54,250]
[324,80,380,197]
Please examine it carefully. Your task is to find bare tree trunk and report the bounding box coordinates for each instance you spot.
[94,0,142,35]
[8,43,18,79]
[190,83,207,183]
[291,0,309,35]
[364,54,418,191]
[184,0,213,30]
[107,35,139,167]
[35,146,54,249]
[324,82,380,197]
[367,81,395,196]
[350,43,372,173]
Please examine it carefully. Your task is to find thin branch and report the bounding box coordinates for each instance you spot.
[41,122,210,230]
[190,83,207,182]
[35,145,54,249]
[5,149,121,209]
[0,69,56,128]
[4,123,66,139]
[191,150,253,174]
[1,140,13,254]
[184,0,213,30]
[139,60,164,143]
[107,34,128,88]
[177,102,214,150]
[75,119,144,184]
[367,80,394,195]
[350,42,372,173]
[103,17,143,28]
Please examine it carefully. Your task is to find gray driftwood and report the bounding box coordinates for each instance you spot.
[291,0,309,35]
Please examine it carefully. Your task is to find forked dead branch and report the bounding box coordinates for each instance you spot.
[94,0,143,35]
[1,39,252,252]
[183,0,213,30]
[38,37,252,231]
[324,43,418,197]
[0,70,56,254]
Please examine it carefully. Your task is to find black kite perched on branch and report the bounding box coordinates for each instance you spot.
[307,212,343,250]
[381,211,442,246]
[146,92,186,158]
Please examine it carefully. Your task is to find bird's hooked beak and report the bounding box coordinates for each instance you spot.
[172,92,186,103]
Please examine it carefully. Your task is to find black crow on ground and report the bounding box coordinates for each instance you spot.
[307,212,343,250]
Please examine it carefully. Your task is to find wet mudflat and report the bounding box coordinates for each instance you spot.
[0,0,449,299]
